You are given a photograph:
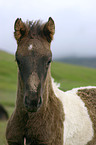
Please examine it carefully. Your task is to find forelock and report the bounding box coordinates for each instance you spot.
[25,20,44,36]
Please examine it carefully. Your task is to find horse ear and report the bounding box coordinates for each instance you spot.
[14,18,28,43]
[43,17,55,43]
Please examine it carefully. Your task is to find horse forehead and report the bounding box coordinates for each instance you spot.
[18,38,50,56]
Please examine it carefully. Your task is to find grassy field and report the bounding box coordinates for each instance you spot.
[51,61,96,91]
[0,50,96,144]
[0,51,17,144]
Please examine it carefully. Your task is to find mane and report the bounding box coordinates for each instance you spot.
[25,20,44,36]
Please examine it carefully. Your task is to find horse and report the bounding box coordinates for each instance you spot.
[6,17,96,145]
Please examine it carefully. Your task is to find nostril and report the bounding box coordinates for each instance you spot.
[31,99,38,107]
[24,92,42,112]
[24,96,38,107]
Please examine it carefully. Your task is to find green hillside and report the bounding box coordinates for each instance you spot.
[0,51,17,144]
[51,61,96,91]
[0,50,96,144]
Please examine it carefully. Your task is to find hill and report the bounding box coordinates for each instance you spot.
[0,50,96,144]
[0,50,17,144]
[51,61,96,91]
[56,57,96,68]
[0,50,17,106]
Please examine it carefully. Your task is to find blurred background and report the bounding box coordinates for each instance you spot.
[0,0,96,144]
[0,0,96,59]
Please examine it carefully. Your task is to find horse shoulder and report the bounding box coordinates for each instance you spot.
[52,81,96,145]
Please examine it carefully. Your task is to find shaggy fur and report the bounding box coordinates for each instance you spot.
[6,17,96,145]
[77,89,96,145]
[14,17,55,44]
[52,83,96,145]
[6,17,64,145]
[6,73,64,145]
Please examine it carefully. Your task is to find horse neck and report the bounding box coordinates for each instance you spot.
[41,67,55,109]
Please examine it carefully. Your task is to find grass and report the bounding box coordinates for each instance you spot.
[0,50,96,144]
[0,50,17,144]
[51,62,96,91]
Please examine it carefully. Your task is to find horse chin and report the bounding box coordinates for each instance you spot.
[25,106,39,113]
[25,104,42,113]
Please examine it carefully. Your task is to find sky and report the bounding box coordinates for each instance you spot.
[0,0,96,58]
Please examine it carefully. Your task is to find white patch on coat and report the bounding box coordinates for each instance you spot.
[52,79,95,145]
[28,44,33,50]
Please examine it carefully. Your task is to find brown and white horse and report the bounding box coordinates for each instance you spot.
[6,17,96,145]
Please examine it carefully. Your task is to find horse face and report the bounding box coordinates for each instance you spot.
[14,17,55,112]
[15,38,52,112]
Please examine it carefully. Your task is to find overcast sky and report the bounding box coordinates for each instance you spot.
[0,0,96,58]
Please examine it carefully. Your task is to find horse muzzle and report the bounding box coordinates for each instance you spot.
[24,92,42,112]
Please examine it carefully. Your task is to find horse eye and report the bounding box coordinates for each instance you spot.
[16,58,20,65]
[47,59,52,65]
